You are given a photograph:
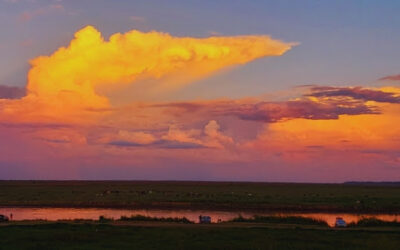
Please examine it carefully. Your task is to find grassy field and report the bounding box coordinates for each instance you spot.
[0,181,400,212]
[0,222,399,250]
[1,181,399,249]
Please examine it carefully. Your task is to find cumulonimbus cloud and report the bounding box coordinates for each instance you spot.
[2,25,400,180]
[0,25,294,123]
[25,25,294,109]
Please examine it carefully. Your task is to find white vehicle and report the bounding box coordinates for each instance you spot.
[199,215,211,224]
[335,217,347,227]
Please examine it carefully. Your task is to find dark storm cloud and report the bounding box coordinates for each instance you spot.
[307,86,400,103]
[153,97,378,123]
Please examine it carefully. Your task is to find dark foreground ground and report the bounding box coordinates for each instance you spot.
[1,181,400,249]
[0,222,400,250]
[1,181,400,212]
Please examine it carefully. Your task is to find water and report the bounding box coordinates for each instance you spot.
[0,207,398,227]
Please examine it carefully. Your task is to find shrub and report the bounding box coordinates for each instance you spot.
[348,217,400,227]
[98,215,113,223]
[230,215,328,226]
[119,215,193,224]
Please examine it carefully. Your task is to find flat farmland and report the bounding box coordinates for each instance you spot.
[0,181,399,212]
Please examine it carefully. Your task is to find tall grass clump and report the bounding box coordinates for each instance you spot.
[348,217,400,227]
[119,215,193,224]
[231,215,328,226]
[98,215,113,223]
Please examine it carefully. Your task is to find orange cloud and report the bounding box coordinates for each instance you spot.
[4,25,400,180]
[249,91,400,160]
[203,120,234,148]
[26,25,293,107]
[162,124,202,145]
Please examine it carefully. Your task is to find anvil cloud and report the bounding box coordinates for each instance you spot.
[26,26,292,110]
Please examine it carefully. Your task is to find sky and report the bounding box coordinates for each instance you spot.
[0,0,400,182]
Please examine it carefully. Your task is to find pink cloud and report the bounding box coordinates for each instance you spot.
[18,4,64,23]
[129,16,146,23]
[380,74,400,81]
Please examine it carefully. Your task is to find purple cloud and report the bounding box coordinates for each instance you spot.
[0,85,26,99]
[307,86,400,103]
[379,74,400,81]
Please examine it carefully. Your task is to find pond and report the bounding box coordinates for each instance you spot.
[0,207,398,227]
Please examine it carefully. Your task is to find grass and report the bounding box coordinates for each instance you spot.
[230,215,329,226]
[119,215,193,223]
[76,215,194,224]
[0,223,399,250]
[0,180,399,212]
[349,218,400,227]
[98,215,113,223]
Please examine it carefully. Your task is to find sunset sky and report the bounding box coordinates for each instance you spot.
[1,0,400,182]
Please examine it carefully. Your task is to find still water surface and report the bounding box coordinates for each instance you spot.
[0,207,398,227]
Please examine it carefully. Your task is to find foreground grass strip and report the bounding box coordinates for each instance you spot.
[0,223,400,250]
